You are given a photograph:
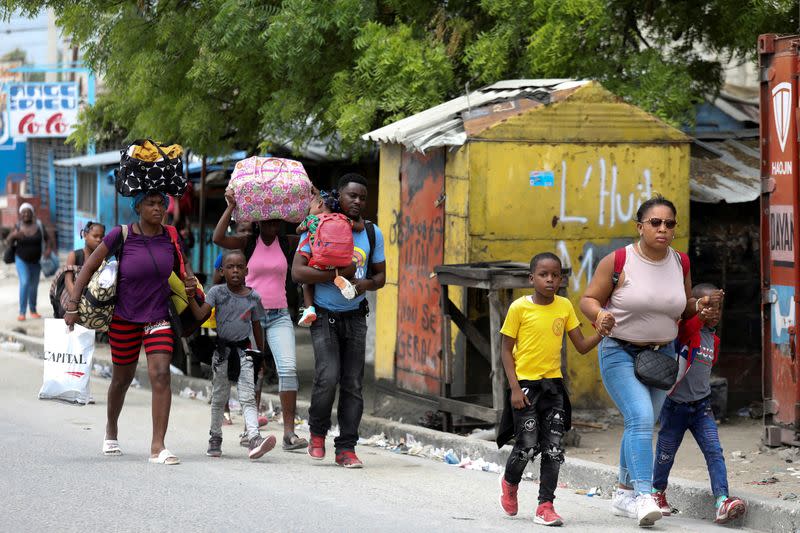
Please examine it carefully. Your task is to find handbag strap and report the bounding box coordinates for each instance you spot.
[145,138,171,161]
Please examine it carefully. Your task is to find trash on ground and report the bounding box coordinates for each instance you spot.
[169,364,184,375]
[783,492,798,501]
[749,476,780,485]
[587,487,601,497]
[467,428,496,441]
[731,450,746,460]
[93,364,112,379]
[779,448,800,463]
[179,386,196,399]
[1,340,24,352]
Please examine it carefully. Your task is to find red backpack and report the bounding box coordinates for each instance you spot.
[305,213,354,269]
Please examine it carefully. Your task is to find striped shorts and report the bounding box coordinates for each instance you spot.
[108,316,174,366]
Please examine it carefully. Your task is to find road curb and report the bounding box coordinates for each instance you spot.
[9,327,797,531]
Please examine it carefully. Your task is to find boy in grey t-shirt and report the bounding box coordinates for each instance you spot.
[652,284,745,524]
[188,250,276,460]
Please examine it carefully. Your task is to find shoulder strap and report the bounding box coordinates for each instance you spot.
[676,250,690,278]
[75,249,85,266]
[36,220,47,246]
[611,247,626,287]
[110,224,128,260]
[164,225,186,279]
[365,220,376,278]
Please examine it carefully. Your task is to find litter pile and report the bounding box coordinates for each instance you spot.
[359,432,504,474]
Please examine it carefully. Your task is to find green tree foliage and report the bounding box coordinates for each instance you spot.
[3,1,797,155]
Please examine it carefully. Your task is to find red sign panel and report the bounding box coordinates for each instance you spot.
[394,149,445,395]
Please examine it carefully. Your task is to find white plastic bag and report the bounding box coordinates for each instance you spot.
[97,258,118,289]
[38,318,95,405]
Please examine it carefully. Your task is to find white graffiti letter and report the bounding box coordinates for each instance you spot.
[557,240,595,292]
[615,164,635,224]
[559,160,588,224]
[598,158,610,226]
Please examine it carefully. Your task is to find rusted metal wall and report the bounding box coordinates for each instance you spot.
[394,149,445,394]
[759,34,800,442]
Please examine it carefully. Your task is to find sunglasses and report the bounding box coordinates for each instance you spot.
[640,217,677,229]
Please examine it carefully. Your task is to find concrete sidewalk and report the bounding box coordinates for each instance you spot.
[4,270,798,531]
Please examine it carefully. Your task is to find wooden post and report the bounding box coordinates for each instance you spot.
[488,289,505,423]
[198,155,207,273]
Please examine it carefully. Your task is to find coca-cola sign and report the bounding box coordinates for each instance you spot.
[7,82,79,139]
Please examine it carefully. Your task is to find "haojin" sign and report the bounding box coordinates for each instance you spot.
[7,82,79,139]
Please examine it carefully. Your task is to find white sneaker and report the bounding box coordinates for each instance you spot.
[636,494,663,527]
[611,489,637,518]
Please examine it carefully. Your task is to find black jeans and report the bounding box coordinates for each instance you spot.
[308,308,367,452]
[504,380,566,503]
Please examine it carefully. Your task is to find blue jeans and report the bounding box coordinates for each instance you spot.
[654,396,728,497]
[308,309,367,451]
[260,309,298,392]
[15,256,41,315]
[599,336,673,494]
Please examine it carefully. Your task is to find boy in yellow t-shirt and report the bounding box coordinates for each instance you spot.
[498,252,603,526]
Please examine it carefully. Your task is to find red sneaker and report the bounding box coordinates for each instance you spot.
[335,450,364,468]
[715,497,746,524]
[534,502,563,527]
[653,490,672,516]
[308,433,325,460]
[499,476,518,516]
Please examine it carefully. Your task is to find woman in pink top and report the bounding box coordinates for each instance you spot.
[213,190,307,451]
[580,196,722,527]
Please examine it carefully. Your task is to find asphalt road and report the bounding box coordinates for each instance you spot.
[1,349,754,533]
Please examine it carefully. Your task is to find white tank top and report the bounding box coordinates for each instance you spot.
[606,244,687,344]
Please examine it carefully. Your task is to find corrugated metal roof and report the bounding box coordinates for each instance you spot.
[53,150,120,168]
[363,79,590,152]
[690,138,759,203]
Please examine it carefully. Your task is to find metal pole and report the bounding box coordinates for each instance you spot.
[198,155,207,274]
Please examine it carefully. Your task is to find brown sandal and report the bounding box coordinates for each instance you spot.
[282,433,308,451]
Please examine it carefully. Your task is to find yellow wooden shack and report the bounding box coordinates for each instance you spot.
[363,80,691,408]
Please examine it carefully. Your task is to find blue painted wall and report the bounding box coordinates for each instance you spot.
[71,168,136,251]
[0,138,26,193]
[692,102,752,133]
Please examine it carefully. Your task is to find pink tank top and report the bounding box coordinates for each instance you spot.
[245,237,288,310]
[606,244,687,344]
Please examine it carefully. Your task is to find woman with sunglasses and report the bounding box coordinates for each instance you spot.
[580,196,722,527]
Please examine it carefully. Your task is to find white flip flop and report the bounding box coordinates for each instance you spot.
[102,439,122,456]
[149,449,180,465]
